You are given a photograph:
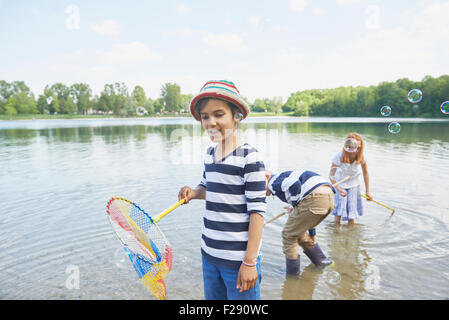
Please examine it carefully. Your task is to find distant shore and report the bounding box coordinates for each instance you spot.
[1,113,446,121]
[0,112,296,121]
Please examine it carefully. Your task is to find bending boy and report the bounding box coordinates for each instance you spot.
[265,170,335,276]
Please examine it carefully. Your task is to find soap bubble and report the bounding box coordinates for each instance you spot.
[136,106,146,116]
[114,247,131,269]
[441,101,449,114]
[408,89,423,103]
[380,106,392,116]
[388,122,401,134]
[326,270,341,285]
[343,138,359,153]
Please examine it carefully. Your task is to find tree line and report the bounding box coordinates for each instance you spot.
[283,75,449,118]
[1,75,448,118]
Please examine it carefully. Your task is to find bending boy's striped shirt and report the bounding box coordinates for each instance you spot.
[199,143,266,269]
[267,170,335,237]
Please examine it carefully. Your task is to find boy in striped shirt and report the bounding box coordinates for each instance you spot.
[266,170,335,276]
[178,80,266,300]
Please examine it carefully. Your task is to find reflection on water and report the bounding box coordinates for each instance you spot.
[1,117,448,300]
[325,225,371,300]
[281,225,373,300]
[1,118,448,146]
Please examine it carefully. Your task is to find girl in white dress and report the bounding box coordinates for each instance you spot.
[329,132,372,226]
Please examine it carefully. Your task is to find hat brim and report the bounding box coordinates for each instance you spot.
[189,91,249,121]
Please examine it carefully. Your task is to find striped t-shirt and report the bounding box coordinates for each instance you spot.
[198,143,266,269]
[268,170,335,207]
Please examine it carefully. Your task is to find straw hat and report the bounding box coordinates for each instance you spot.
[189,80,250,121]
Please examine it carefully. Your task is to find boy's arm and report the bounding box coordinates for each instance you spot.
[237,212,264,292]
[178,185,206,203]
[179,169,207,203]
[238,152,266,292]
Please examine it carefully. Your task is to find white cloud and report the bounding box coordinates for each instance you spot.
[202,33,249,54]
[289,0,308,13]
[175,3,190,15]
[162,27,195,37]
[248,16,262,30]
[286,0,449,89]
[404,0,449,43]
[91,20,122,37]
[271,25,289,33]
[225,1,449,101]
[96,42,162,65]
[271,48,305,68]
[312,7,325,16]
[336,0,361,6]
[6,0,449,103]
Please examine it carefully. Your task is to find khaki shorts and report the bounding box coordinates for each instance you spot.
[282,186,335,259]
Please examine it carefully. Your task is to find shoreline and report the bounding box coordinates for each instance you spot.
[1,116,447,125]
[1,114,447,122]
[0,113,293,121]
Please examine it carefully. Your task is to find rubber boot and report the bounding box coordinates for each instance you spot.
[286,256,300,277]
[303,243,334,268]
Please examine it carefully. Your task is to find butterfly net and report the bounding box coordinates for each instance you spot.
[106,197,173,299]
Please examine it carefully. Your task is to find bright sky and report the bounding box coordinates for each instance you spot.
[1,0,448,102]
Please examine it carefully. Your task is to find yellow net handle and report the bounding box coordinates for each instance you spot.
[153,198,186,223]
[360,194,396,214]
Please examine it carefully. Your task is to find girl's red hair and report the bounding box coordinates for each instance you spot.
[341,132,365,164]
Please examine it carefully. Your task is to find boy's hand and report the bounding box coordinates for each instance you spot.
[365,192,373,201]
[236,263,258,293]
[283,206,293,214]
[178,186,196,204]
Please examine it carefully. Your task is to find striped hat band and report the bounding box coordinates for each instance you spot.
[189,80,250,121]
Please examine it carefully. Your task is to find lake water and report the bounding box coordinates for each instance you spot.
[1,117,448,300]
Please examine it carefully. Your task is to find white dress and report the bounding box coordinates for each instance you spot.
[331,151,365,220]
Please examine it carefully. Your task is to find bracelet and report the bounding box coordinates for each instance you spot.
[242,260,257,267]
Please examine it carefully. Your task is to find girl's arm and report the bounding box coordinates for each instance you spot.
[329,163,338,185]
[237,212,264,293]
[361,162,372,200]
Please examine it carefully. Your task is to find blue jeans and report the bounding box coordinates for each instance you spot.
[202,255,262,300]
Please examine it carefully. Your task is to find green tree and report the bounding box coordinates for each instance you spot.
[4,91,38,114]
[70,83,93,114]
[132,85,147,106]
[180,94,193,113]
[0,80,12,113]
[153,98,165,113]
[97,82,129,114]
[4,103,17,116]
[161,83,182,112]
[252,98,267,112]
[0,81,38,114]
[120,97,138,117]
[144,98,155,115]
[37,94,48,114]
[44,83,74,114]
[270,97,283,114]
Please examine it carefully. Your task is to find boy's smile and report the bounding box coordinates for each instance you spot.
[200,99,238,143]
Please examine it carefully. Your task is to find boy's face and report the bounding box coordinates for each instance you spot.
[199,99,238,143]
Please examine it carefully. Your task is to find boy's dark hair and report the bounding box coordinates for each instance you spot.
[197,98,240,117]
